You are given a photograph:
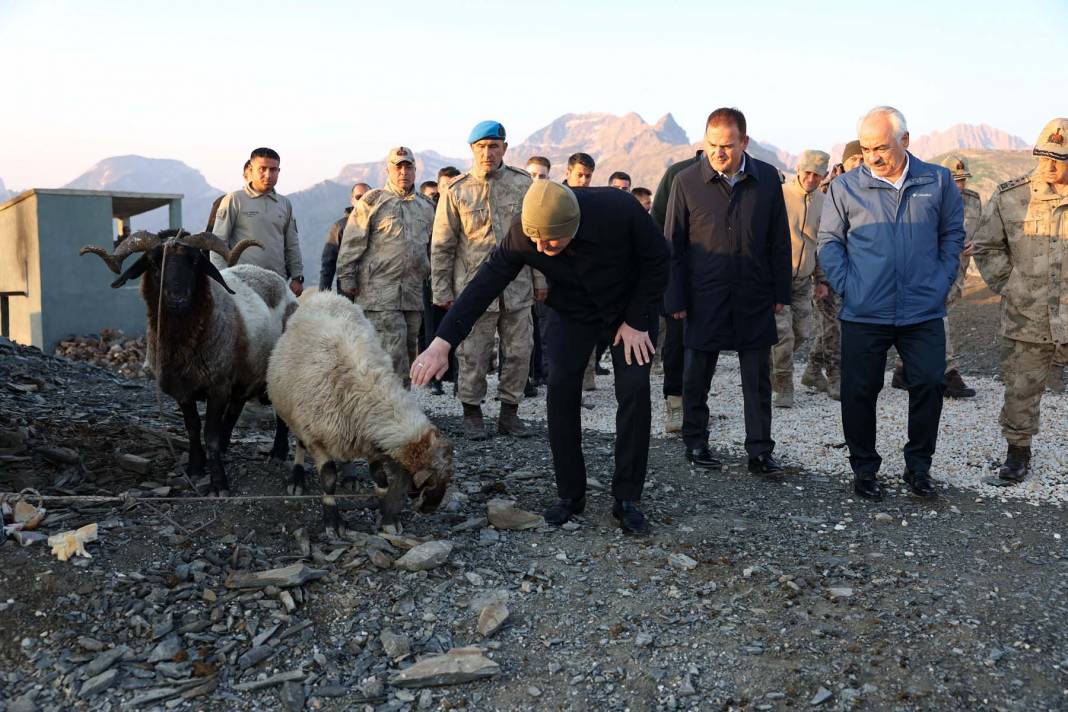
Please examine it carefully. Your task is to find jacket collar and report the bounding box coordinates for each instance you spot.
[243,182,279,201]
[699,152,755,185]
[856,152,934,190]
[1031,174,1068,204]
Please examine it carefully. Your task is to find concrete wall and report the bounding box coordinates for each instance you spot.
[37,193,149,350]
[0,193,43,347]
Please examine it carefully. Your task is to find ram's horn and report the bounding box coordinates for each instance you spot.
[179,232,263,266]
[79,230,161,273]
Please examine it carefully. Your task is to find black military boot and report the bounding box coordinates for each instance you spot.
[944,369,976,398]
[462,403,488,441]
[998,444,1031,484]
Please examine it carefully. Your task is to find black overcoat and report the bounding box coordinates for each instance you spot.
[663,153,791,351]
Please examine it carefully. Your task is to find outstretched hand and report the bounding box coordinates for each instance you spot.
[410,337,452,386]
[613,322,654,366]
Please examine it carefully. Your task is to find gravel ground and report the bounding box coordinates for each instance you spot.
[2,279,1067,712]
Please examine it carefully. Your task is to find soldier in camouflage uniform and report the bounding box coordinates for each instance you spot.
[337,148,434,386]
[803,141,863,400]
[772,150,828,407]
[432,121,542,440]
[891,155,979,397]
[973,118,1068,483]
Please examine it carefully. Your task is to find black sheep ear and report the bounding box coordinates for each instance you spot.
[110,255,149,288]
[202,256,236,294]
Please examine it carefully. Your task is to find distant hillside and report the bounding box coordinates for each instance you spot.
[928,149,1037,202]
[831,123,1029,164]
[508,112,787,190]
[63,155,224,232]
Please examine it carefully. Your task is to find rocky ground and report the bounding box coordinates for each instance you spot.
[1,277,1066,712]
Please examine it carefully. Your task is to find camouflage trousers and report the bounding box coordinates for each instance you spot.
[999,337,1068,446]
[807,290,842,376]
[365,310,422,386]
[456,308,533,406]
[771,276,814,378]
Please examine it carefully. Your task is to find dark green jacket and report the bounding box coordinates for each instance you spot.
[651,150,703,228]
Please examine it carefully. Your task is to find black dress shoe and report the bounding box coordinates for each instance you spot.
[903,469,936,498]
[544,497,586,526]
[853,473,883,500]
[523,380,537,398]
[747,453,784,475]
[685,446,722,469]
[612,499,651,535]
[595,364,611,376]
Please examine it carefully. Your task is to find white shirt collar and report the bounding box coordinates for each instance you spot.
[872,154,909,190]
[718,154,747,187]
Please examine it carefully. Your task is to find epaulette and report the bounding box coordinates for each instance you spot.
[961,187,981,199]
[361,188,388,206]
[447,172,471,188]
[503,164,529,178]
[996,174,1031,194]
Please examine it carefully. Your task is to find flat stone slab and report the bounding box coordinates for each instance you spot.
[388,647,500,688]
[225,563,327,589]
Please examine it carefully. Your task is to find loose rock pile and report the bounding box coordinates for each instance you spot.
[54,329,149,380]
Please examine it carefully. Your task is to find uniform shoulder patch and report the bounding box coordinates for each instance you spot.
[996,174,1031,194]
[448,173,471,188]
[503,164,532,179]
[961,188,981,199]
[362,188,388,206]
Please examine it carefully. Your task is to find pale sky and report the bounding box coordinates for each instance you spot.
[0,0,1063,192]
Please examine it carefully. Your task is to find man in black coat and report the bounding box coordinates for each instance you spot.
[664,108,791,474]
[411,181,668,534]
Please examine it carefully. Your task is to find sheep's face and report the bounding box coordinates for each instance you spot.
[410,428,454,514]
[114,240,235,313]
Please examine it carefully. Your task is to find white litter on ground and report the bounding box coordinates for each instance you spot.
[412,353,1068,505]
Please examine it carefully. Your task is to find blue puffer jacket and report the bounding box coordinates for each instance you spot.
[817,154,965,326]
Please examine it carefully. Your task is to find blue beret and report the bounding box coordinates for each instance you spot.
[467,120,506,144]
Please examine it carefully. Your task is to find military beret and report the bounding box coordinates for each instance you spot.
[797,150,830,176]
[467,120,507,144]
[1034,118,1068,162]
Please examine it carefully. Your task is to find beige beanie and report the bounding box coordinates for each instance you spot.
[521,180,581,242]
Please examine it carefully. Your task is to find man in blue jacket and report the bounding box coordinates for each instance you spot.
[817,106,964,501]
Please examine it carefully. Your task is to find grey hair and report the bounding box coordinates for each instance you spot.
[858,106,908,140]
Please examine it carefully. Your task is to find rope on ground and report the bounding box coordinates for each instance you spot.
[1,487,375,507]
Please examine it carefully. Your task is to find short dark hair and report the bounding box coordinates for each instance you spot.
[250,147,281,162]
[243,159,251,171]
[352,182,371,192]
[419,181,438,192]
[631,187,652,199]
[527,155,551,170]
[567,152,595,170]
[438,166,461,181]
[608,171,631,184]
[706,107,747,137]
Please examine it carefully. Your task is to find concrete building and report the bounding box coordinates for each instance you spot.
[0,189,182,351]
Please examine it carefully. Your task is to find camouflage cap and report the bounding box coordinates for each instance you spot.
[1034,118,1068,161]
[521,180,580,242]
[797,150,830,175]
[387,147,415,165]
[940,155,971,179]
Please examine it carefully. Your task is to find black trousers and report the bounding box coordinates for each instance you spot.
[682,347,774,457]
[422,282,455,382]
[545,308,656,501]
[840,318,945,476]
[661,315,684,398]
[529,303,549,383]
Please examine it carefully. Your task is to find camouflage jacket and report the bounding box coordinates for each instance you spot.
[336,185,435,311]
[973,174,1068,344]
[953,188,982,288]
[431,164,544,312]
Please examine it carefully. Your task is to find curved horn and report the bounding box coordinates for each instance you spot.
[178,232,262,266]
[79,230,161,274]
[225,239,264,266]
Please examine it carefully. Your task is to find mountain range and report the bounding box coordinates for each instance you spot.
[2,115,1034,277]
